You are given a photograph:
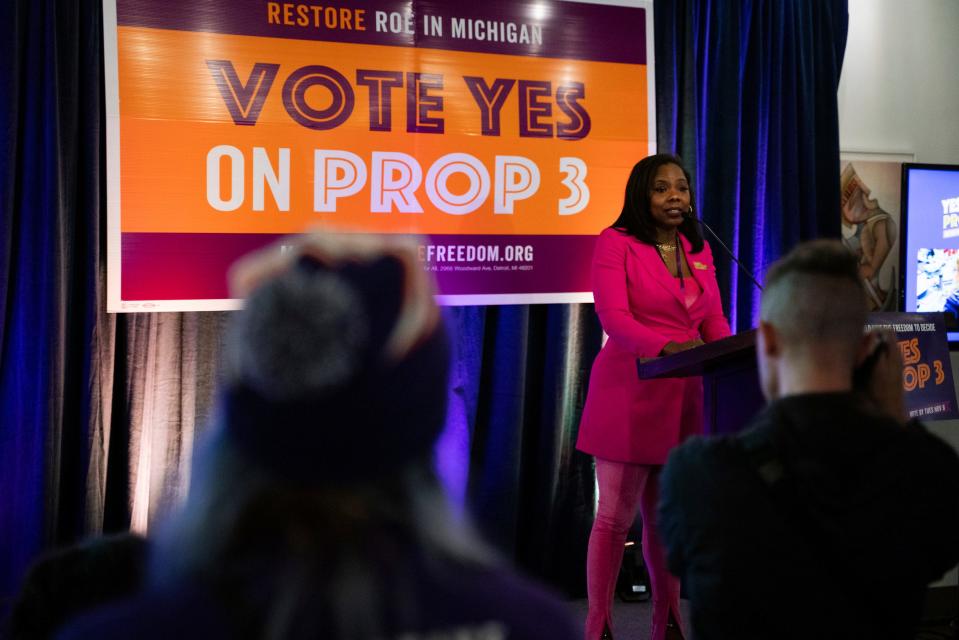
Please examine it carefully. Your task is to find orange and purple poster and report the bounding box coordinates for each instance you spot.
[104,0,655,311]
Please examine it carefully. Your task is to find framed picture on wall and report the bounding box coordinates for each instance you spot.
[840,151,914,312]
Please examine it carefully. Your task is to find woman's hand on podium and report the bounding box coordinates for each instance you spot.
[660,338,705,356]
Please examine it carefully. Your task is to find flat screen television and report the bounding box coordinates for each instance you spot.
[900,163,959,341]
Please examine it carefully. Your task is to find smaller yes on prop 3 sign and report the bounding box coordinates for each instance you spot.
[865,312,958,420]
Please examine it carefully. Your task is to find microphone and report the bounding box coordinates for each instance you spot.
[685,208,764,292]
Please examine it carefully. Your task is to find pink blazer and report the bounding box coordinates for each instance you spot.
[576,227,731,465]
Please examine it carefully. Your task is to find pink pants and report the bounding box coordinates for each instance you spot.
[585,459,682,640]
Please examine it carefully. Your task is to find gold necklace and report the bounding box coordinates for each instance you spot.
[655,240,677,252]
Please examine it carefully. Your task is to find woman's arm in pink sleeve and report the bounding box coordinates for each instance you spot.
[592,229,672,357]
[698,241,732,342]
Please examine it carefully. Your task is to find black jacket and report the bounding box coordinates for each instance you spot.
[659,392,959,640]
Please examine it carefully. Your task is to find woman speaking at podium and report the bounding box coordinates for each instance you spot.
[577,154,730,640]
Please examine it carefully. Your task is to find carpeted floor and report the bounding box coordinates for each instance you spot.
[567,599,958,639]
[568,598,692,639]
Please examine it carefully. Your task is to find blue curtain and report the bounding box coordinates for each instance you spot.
[0,0,103,604]
[0,0,848,610]
[448,305,601,593]
[656,0,848,331]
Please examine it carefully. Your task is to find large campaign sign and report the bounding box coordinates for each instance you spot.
[104,0,655,311]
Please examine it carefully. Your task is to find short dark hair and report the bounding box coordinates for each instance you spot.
[611,153,704,253]
[761,240,866,354]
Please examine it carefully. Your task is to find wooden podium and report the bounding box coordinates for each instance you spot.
[636,331,763,436]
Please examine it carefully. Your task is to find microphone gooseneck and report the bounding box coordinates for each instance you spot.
[687,211,764,292]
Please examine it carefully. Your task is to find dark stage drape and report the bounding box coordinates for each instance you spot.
[656,0,848,331]
[1,0,105,604]
[0,0,847,613]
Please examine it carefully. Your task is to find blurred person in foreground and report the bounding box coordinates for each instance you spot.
[58,233,580,640]
[658,240,959,640]
[8,533,147,639]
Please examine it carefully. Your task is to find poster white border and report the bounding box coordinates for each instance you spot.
[104,0,124,312]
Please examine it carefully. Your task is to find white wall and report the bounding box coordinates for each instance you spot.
[839,0,959,590]
[838,0,959,163]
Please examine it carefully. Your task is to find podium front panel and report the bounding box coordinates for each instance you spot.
[703,364,764,436]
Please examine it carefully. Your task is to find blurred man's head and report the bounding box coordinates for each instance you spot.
[757,240,869,400]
